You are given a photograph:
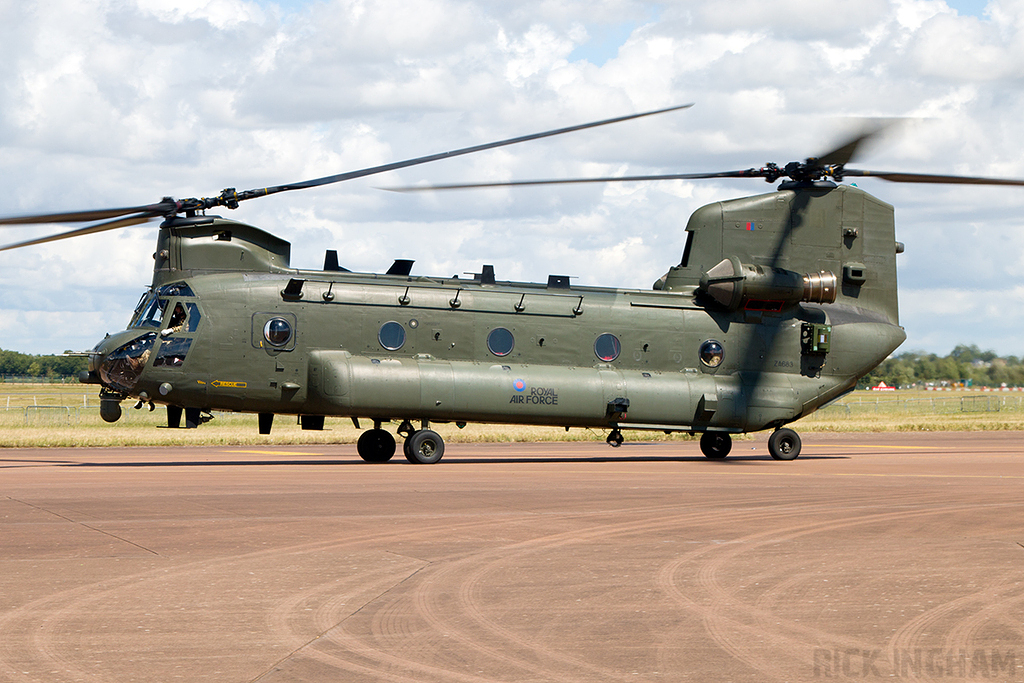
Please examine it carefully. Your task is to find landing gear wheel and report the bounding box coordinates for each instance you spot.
[700,432,732,459]
[405,429,445,464]
[768,428,801,461]
[403,433,416,463]
[357,428,396,463]
[606,429,624,447]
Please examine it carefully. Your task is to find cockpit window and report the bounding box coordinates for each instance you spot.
[167,303,187,333]
[131,283,196,330]
[130,291,152,327]
[131,291,149,319]
[158,282,195,297]
[99,332,157,393]
[151,301,202,368]
[154,337,193,367]
[152,301,203,336]
[131,293,168,329]
[145,298,167,328]
[185,303,201,332]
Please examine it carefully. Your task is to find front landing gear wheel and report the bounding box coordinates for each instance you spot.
[357,428,396,463]
[606,429,624,447]
[700,432,732,459]
[768,428,801,461]
[406,429,445,464]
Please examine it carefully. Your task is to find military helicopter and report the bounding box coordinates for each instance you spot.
[4,106,1023,463]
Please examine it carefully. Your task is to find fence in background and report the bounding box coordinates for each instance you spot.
[1,391,141,426]
[5,389,1022,427]
[807,394,1022,418]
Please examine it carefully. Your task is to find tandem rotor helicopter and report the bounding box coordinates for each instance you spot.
[4,104,1023,462]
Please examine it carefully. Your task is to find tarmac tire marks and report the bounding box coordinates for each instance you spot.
[658,502,988,680]
[276,502,723,682]
[0,516,511,683]
[272,494,893,682]
[3,437,1024,683]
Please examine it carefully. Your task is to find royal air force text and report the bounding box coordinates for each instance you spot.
[510,387,559,405]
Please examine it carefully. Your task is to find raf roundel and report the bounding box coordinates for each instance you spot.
[513,379,526,392]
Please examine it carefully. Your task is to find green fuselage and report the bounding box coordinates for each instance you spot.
[88,182,906,435]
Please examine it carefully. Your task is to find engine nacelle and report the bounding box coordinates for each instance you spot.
[699,256,837,311]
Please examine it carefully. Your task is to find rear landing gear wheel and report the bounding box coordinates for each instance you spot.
[700,432,731,459]
[768,428,801,461]
[405,429,445,464]
[357,428,396,463]
[606,429,624,447]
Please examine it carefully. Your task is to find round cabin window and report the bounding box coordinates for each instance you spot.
[594,333,621,362]
[487,327,515,357]
[699,340,724,368]
[264,318,293,347]
[378,321,406,351]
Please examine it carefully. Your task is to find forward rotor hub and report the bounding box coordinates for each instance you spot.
[756,160,845,184]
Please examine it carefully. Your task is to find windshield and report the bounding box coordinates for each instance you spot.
[131,292,168,329]
[130,283,195,330]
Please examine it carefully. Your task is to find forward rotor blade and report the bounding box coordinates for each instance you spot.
[237,104,694,199]
[0,213,155,252]
[0,199,177,226]
[842,169,1024,186]
[0,106,693,222]
[383,170,761,192]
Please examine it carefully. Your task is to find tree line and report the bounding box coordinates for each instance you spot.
[0,348,88,380]
[860,344,1024,389]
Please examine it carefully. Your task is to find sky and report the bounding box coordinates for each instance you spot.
[3,0,1024,357]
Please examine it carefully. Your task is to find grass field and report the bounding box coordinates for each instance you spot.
[2,384,1023,448]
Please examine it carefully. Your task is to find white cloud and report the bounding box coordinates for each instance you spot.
[135,0,268,28]
[908,13,1013,79]
[692,0,891,41]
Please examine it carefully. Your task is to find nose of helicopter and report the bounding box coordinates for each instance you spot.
[79,329,158,396]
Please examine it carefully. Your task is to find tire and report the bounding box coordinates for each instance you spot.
[700,432,731,459]
[768,428,801,461]
[406,429,445,464]
[403,433,417,463]
[357,428,396,463]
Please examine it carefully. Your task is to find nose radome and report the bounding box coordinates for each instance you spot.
[92,330,158,395]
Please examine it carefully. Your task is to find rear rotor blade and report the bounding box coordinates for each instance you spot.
[842,169,1024,186]
[0,213,156,252]
[814,121,894,168]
